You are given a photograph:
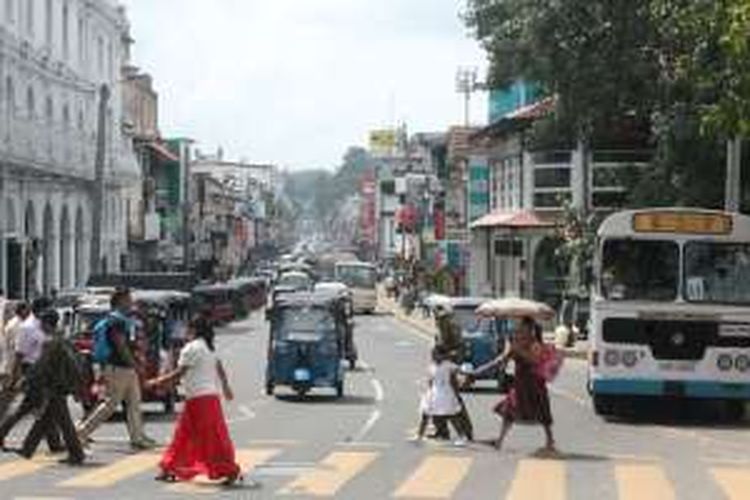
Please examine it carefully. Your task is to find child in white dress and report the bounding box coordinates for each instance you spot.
[414,346,468,446]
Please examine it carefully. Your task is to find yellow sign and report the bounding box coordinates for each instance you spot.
[369,129,396,154]
[632,212,733,235]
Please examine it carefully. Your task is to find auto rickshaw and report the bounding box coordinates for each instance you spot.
[265,292,346,398]
[191,284,235,324]
[132,290,192,413]
[449,297,512,392]
[315,282,358,369]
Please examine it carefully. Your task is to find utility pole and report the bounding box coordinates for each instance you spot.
[726,136,742,212]
[180,139,193,271]
[90,84,110,277]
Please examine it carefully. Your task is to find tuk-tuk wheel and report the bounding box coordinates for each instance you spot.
[348,358,356,370]
[336,381,344,398]
[265,382,274,396]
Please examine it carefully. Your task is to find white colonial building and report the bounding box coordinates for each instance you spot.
[0,0,140,298]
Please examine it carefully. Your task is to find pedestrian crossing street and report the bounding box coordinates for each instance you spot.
[0,442,749,499]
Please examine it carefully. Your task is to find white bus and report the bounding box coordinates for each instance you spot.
[334,261,378,314]
[590,208,750,418]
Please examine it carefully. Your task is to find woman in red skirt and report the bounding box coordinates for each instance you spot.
[471,317,556,453]
[147,316,242,485]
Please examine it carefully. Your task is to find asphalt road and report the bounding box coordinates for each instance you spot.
[0,311,749,499]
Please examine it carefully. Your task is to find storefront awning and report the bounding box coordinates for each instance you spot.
[147,141,180,163]
[470,209,555,230]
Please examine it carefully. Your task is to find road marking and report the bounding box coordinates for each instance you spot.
[710,466,750,500]
[393,456,472,499]
[506,459,566,500]
[58,452,161,488]
[278,451,378,497]
[615,463,674,500]
[0,456,56,482]
[372,379,385,402]
[166,448,279,494]
[226,404,256,425]
[336,441,392,449]
[351,409,382,442]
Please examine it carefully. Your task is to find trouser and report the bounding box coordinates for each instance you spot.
[22,394,84,462]
[433,395,474,440]
[76,366,145,444]
[0,388,62,451]
[0,381,21,422]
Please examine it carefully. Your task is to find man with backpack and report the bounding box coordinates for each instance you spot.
[16,309,85,464]
[76,287,156,450]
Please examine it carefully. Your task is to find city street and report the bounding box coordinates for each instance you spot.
[0,311,747,499]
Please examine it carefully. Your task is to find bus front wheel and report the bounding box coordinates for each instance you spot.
[725,400,746,421]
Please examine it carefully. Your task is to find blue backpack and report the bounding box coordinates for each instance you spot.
[92,311,131,364]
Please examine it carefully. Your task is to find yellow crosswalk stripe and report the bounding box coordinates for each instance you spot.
[615,463,674,500]
[58,452,161,488]
[278,451,378,497]
[0,456,56,482]
[393,455,472,499]
[711,466,750,500]
[165,448,280,494]
[505,458,566,500]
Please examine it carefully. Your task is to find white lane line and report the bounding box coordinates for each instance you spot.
[372,379,385,402]
[351,409,382,443]
[226,404,256,425]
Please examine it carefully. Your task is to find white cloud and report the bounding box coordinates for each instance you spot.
[120,0,488,169]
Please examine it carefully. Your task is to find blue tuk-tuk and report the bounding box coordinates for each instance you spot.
[265,292,345,398]
[450,297,513,392]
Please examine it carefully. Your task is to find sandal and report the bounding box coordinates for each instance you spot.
[221,472,244,486]
[154,472,177,483]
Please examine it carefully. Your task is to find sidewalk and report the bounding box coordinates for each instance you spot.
[379,291,588,360]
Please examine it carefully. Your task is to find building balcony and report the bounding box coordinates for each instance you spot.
[0,107,95,180]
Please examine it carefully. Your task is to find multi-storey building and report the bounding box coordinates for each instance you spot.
[0,0,140,298]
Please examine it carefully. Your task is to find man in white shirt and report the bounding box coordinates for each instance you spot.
[0,303,31,419]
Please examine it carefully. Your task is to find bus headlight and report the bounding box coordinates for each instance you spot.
[604,350,620,367]
[622,351,638,368]
[717,354,734,372]
[735,355,750,373]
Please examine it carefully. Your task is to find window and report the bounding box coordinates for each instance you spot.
[62,3,70,60]
[601,239,679,301]
[25,0,32,35]
[97,36,104,74]
[45,96,53,123]
[62,103,70,127]
[534,191,571,208]
[534,167,571,189]
[45,0,52,46]
[77,16,84,63]
[5,76,13,112]
[5,0,13,24]
[684,243,750,305]
[26,85,35,119]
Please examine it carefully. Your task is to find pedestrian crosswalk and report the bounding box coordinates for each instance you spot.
[0,443,748,499]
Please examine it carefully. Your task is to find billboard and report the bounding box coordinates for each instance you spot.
[369,129,396,156]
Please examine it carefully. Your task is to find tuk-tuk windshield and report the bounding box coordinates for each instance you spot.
[278,307,336,341]
[454,309,495,338]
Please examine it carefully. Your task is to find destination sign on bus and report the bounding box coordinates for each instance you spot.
[632,212,732,235]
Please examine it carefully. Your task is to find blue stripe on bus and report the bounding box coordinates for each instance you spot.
[592,379,750,399]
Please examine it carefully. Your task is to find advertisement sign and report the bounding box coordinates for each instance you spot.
[369,129,396,155]
[468,155,490,222]
[359,171,378,245]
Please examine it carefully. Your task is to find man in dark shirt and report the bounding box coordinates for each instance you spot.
[17,309,85,464]
[75,287,156,450]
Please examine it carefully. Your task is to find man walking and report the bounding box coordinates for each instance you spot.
[76,287,156,450]
[0,298,62,451]
[17,309,85,464]
[0,302,29,398]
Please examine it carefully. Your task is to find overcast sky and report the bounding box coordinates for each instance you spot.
[120,0,488,170]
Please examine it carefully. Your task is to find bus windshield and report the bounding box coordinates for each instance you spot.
[601,239,679,301]
[684,242,750,304]
[336,266,376,289]
[453,309,494,338]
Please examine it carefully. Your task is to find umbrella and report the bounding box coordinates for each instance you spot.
[476,297,555,321]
